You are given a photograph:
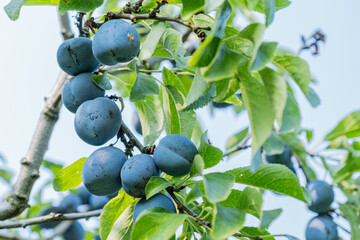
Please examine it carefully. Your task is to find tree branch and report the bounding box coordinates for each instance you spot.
[166,186,212,228]
[0,12,73,220]
[223,134,252,157]
[0,210,101,229]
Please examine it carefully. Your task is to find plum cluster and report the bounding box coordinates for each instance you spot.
[305,180,338,240]
[39,187,110,240]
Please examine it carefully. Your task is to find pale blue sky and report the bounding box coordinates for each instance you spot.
[0,0,359,239]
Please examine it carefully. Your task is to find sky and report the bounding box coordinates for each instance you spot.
[1,0,360,239]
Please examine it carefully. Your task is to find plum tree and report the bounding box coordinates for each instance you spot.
[153,134,198,177]
[74,97,122,146]
[305,215,338,240]
[133,193,176,222]
[63,221,85,240]
[62,72,105,113]
[58,194,82,213]
[89,195,110,210]
[121,154,160,198]
[82,146,126,196]
[265,144,293,168]
[92,19,140,65]
[306,180,334,214]
[57,37,100,76]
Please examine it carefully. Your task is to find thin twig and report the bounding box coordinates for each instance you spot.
[166,186,212,228]
[0,210,101,229]
[223,134,251,157]
[0,12,73,221]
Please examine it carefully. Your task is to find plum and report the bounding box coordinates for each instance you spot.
[265,144,293,168]
[74,97,122,146]
[153,134,198,177]
[89,195,110,210]
[307,180,334,214]
[57,37,100,76]
[58,194,82,213]
[62,72,105,113]
[92,19,140,65]
[121,154,160,198]
[133,193,176,222]
[305,215,338,240]
[82,146,126,196]
[63,221,85,240]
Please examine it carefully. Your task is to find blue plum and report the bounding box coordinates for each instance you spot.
[82,146,127,196]
[153,134,198,177]
[74,97,122,146]
[89,195,110,210]
[63,221,85,240]
[265,144,293,168]
[92,20,140,65]
[305,215,338,240]
[62,72,105,113]
[307,180,334,214]
[133,193,176,222]
[58,194,82,213]
[57,37,100,76]
[79,186,91,205]
[121,154,160,198]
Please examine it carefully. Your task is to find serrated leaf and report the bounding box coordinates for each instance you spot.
[59,0,104,15]
[100,190,134,240]
[204,172,235,203]
[213,78,240,102]
[179,110,196,138]
[190,154,204,177]
[139,22,167,61]
[227,164,310,203]
[185,182,202,204]
[252,42,278,71]
[135,95,164,145]
[325,110,360,141]
[160,28,186,67]
[145,177,173,200]
[4,0,58,21]
[273,55,311,97]
[53,157,86,191]
[198,131,223,168]
[181,0,205,19]
[211,204,245,239]
[260,208,282,229]
[182,84,215,111]
[130,73,159,102]
[131,212,187,240]
[92,72,112,91]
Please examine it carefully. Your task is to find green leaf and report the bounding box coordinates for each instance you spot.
[198,131,223,168]
[191,13,215,36]
[239,0,260,10]
[339,203,360,240]
[238,23,265,64]
[59,0,104,15]
[179,111,197,138]
[135,95,164,145]
[189,0,232,67]
[325,111,360,141]
[106,205,134,240]
[4,0,58,21]
[181,0,205,19]
[238,63,274,156]
[237,187,263,218]
[92,72,112,91]
[145,177,173,199]
[260,67,287,124]
[227,164,310,203]
[190,154,205,177]
[100,190,134,240]
[183,69,212,109]
[260,208,282,229]
[182,85,216,111]
[203,44,243,82]
[185,182,203,204]
[263,132,285,155]
[0,169,13,184]
[273,55,311,97]
[252,42,278,71]
[264,0,275,26]
[53,157,86,191]
[239,227,275,240]
[130,73,159,102]
[213,78,239,102]
[279,89,301,132]
[131,213,187,240]
[226,128,249,150]
[139,22,167,61]
[204,172,235,203]
[308,87,321,108]
[205,0,225,12]
[211,203,245,239]
[42,159,63,176]
[160,28,186,67]
[254,0,291,13]
[104,0,119,12]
